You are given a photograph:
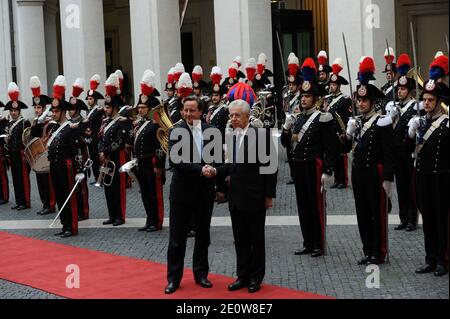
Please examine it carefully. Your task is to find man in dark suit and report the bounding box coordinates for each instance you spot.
[208,99,278,294]
[165,95,218,294]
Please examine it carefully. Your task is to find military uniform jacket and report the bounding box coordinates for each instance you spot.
[391,100,425,156]
[98,116,132,157]
[281,109,337,175]
[167,98,182,124]
[6,118,31,152]
[0,118,8,156]
[415,114,449,174]
[86,106,105,135]
[130,119,165,168]
[345,114,395,181]
[209,104,229,136]
[327,93,352,135]
[46,121,85,169]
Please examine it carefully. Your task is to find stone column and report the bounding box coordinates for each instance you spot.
[214,0,273,75]
[328,0,396,90]
[15,0,48,113]
[59,0,106,95]
[130,0,182,99]
[0,1,13,104]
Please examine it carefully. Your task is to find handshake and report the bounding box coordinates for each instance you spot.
[202,165,217,179]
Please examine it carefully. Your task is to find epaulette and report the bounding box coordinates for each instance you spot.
[377,115,393,127]
[319,112,333,123]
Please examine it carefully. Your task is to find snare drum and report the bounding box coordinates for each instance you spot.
[24,138,50,173]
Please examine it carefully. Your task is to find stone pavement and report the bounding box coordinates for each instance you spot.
[0,147,448,299]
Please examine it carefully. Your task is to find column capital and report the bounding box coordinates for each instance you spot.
[16,0,45,7]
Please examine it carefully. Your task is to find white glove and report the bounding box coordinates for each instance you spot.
[283,115,297,130]
[387,103,399,120]
[408,117,421,139]
[250,117,264,128]
[383,181,393,198]
[346,118,358,138]
[321,174,333,192]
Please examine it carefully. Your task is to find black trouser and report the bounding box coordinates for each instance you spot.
[76,179,89,219]
[0,156,8,202]
[334,151,348,186]
[9,150,30,207]
[415,172,449,267]
[104,151,127,222]
[137,157,164,228]
[352,166,388,261]
[50,160,78,234]
[167,198,214,284]
[395,152,417,225]
[36,172,55,211]
[292,160,326,251]
[286,145,294,180]
[230,208,266,284]
[88,136,100,181]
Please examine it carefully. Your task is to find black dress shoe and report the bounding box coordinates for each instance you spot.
[11,205,19,210]
[36,208,45,215]
[113,219,125,227]
[286,179,295,185]
[311,249,324,258]
[103,219,114,225]
[195,278,213,288]
[367,256,382,265]
[165,282,179,294]
[54,230,65,236]
[40,208,55,216]
[146,225,161,233]
[405,223,417,232]
[415,264,436,274]
[358,256,370,265]
[248,283,261,293]
[187,230,196,238]
[16,205,28,211]
[60,231,73,238]
[294,248,313,256]
[434,265,448,277]
[228,279,249,291]
[395,223,407,231]
[78,216,88,221]
[337,184,347,189]
[138,224,150,232]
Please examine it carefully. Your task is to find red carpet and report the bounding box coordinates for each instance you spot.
[0,232,330,299]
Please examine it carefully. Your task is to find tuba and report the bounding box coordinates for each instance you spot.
[149,104,174,154]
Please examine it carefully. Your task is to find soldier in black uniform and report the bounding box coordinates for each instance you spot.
[47,75,85,238]
[85,74,105,183]
[385,54,424,232]
[379,48,399,113]
[0,103,9,206]
[29,76,56,215]
[206,68,229,203]
[67,79,90,221]
[345,56,395,265]
[325,58,352,189]
[4,83,31,211]
[192,66,210,121]
[317,51,332,95]
[408,76,449,277]
[130,73,166,232]
[281,58,338,258]
[99,74,133,227]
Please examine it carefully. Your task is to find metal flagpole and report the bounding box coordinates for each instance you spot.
[180,0,189,29]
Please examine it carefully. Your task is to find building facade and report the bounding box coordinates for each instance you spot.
[0,0,448,118]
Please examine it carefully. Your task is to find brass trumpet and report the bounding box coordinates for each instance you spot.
[95,161,116,187]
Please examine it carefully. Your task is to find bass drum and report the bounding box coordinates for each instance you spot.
[24,137,50,174]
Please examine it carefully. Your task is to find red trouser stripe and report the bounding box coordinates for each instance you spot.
[0,157,8,201]
[48,174,56,210]
[152,155,165,229]
[315,158,325,251]
[66,160,78,235]
[119,151,127,220]
[377,164,388,262]
[20,151,31,207]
